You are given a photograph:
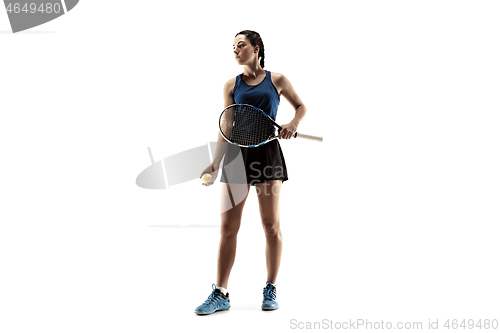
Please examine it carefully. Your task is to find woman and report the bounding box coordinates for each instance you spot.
[195,30,307,315]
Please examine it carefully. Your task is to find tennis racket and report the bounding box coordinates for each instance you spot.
[219,104,323,148]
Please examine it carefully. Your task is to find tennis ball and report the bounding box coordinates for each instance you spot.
[202,173,212,184]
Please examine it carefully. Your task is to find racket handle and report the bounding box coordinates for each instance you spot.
[294,132,323,142]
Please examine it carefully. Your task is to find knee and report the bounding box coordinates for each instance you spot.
[220,222,240,238]
[262,217,281,237]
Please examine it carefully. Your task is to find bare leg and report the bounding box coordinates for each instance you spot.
[255,180,283,284]
[216,183,250,289]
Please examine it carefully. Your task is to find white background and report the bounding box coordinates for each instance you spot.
[1,1,499,332]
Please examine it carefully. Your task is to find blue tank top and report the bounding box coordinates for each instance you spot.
[233,70,280,120]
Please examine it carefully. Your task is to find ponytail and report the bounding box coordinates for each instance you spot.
[259,43,265,69]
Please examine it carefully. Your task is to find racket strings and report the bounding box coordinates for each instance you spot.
[220,105,276,146]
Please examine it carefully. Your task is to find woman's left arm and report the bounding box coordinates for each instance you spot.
[274,73,307,139]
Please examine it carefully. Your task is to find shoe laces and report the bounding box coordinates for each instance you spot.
[263,282,276,300]
[203,283,225,308]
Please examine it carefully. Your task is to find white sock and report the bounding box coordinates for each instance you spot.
[216,286,228,296]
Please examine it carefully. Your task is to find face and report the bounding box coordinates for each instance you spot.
[233,35,258,65]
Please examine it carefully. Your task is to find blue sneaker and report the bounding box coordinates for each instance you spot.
[262,281,279,310]
[194,283,231,315]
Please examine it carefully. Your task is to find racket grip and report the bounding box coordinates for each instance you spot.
[294,132,323,142]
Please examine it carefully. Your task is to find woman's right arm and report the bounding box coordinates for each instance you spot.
[210,78,235,169]
[199,78,235,185]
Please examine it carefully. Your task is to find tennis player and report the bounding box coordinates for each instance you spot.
[195,30,307,315]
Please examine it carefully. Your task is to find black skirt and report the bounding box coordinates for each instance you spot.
[220,139,288,186]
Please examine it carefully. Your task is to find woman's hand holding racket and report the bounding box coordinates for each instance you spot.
[200,163,219,186]
[278,121,299,140]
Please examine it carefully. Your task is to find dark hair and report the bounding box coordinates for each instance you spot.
[235,30,265,69]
